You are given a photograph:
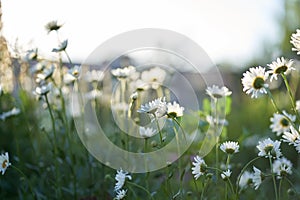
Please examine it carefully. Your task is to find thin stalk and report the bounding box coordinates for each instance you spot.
[282,74,300,120]
[269,156,278,200]
[127,181,154,200]
[44,94,61,198]
[266,88,281,113]
[154,115,163,144]
[278,178,282,200]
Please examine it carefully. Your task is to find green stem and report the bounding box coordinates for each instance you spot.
[127,181,154,200]
[172,117,187,141]
[154,115,163,144]
[45,94,62,198]
[235,157,260,199]
[11,165,36,199]
[278,178,282,200]
[269,156,278,200]
[266,88,281,113]
[282,74,300,120]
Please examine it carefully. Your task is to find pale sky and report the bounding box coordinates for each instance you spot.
[2,0,283,68]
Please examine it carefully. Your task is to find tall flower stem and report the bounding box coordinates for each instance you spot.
[282,74,300,120]
[154,115,163,144]
[266,88,281,113]
[127,181,154,200]
[269,156,278,200]
[44,94,61,198]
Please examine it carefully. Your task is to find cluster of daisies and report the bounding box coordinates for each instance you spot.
[113,169,132,200]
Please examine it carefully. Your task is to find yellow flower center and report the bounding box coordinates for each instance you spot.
[280,117,289,127]
[2,160,7,168]
[275,65,287,74]
[253,77,264,89]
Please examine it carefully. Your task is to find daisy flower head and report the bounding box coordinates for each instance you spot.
[290,29,300,54]
[241,66,269,98]
[141,67,166,89]
[273,157,293,179]
[0,152,11,175]
[111,66,136,79]
[220,141,239,155]
[206,85,232,99]
[115,189,127,200]
[114,169,132,191]
[256,138,282,159]
[52,40,68,52]
[191,156,207,180]
[167,101,184,118]
[253,166,263,190]
[270,111,296,136]
[267,57,294,81]
[221,169,232,181]
[45,20,62,33]
[139,127,156,138]
[282,126,300,145]
[239,171,254,189]
[137,97,167,118]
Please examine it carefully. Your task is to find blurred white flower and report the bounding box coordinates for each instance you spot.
[241,66,269,98]
[52,40,68,52]
[239,171,254,189]
[191,155,207,180]
[206,115,228,126]
[141,67,166,89]
[36,64,55,81]
[296,100,300,111]
[167,101,184,118]
[0,107,21,121]
[252,166,263,190]
[282,126,299,145]
[220,141,239,155]
[35,83,52,96]
[114,169,132,191]
[291,29,300,54]
[221,169,232,180]
[138,97,167,118]
[115,189,127,200]
[0,152,11,175]
[84,70,104,83]
[45,20,62,33]
[267,57,295,81]
[85,89,102,100]
[26,49,38,61]
[64,65,81,84]
[256,138,282,159]
[270,111,296,136]
[139,127,156,138]
[206,85,232,99]
[111,66,136,79]
[273,157,292,179]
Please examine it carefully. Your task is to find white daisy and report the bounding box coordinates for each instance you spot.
[36,64,55,80]
[253,166,263,190]
[296,100,300,111]
[111,66,136,79]
[273,157,293,179]
[221,169,232,181]
[141,67,166,89]
[206,85,232,99]
[115,189,127,200]
[191,156,207,180]
[35,83,52,96]
[256,138,282,159]
[282,126,300,145]
[267,57,295,81]
[137,97,167,118]
[290,29,300,54]
[270,111,296,136]
[64,65,81,84]
[114,169,132,191]
[241,66,269,98]
[239,171,254,189]
[220,141,239,155]
[167,101,184,118]
[0,152,11,175]
[139,127,156,138]
[84,70,104,83]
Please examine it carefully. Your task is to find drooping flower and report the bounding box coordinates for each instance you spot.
[290,29,300,54]
[256,138,282,159]
[282,126,300,145]
[206,85,232,99]
[111,66,136,79]
[52,40,68,52]
[267,57,294,81]
[273,157,293,179]
[167,101,184,118]
[139,127,156,138]
[191,156,207,180]
[220,141,239,155]
[35,82,52,96]
[45,20,63,33]
[115,189,127,200]
[137,97,167,118]
[0,152,11,175]
[114,169,132,191]
[241,66,269,98]
[252,166,263,190]
[239,171,254,189]
[141,67,166,89]
[270,111,296,136]
[221,169,232,181]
